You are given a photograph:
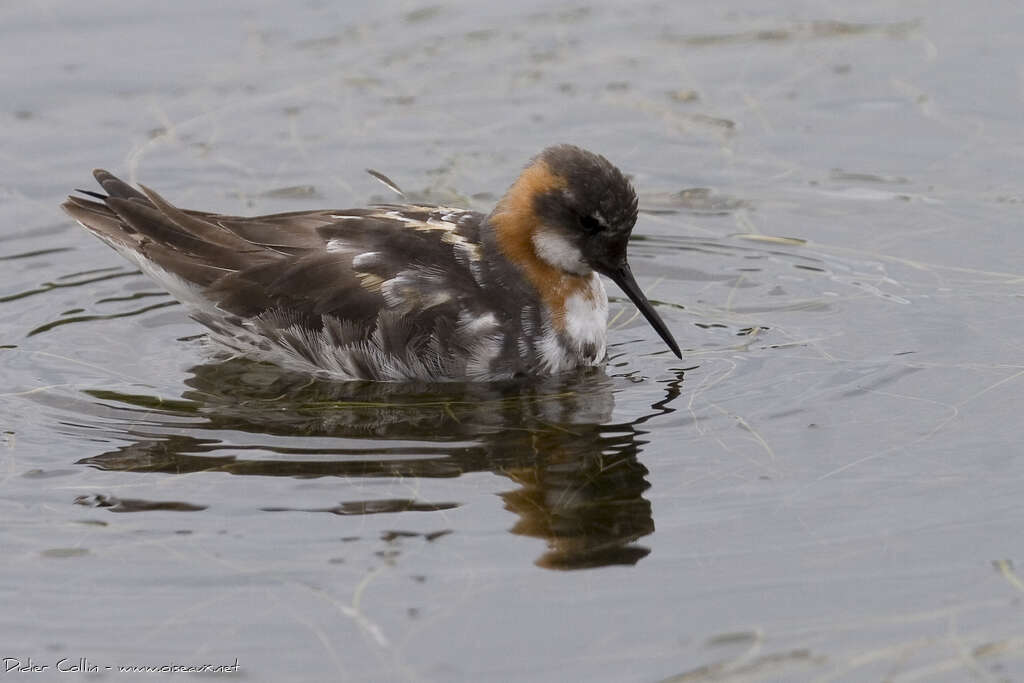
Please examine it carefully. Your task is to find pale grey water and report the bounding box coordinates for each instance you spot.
[2,1,1023,681]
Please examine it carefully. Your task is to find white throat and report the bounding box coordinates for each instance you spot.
[537,272,609,372]
[532,229,589,275]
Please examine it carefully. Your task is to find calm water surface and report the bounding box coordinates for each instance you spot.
[2,1,1023,681]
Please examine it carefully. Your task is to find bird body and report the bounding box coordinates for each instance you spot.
[63,145,680,381]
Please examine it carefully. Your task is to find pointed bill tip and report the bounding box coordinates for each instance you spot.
[607,263,682,359]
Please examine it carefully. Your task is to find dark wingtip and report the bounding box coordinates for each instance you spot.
[74,188,107,200]
[91,169,148,202]
[63,195,105,212]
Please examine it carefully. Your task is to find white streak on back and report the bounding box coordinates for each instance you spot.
[326,238,350,253]
[352,251,381,268]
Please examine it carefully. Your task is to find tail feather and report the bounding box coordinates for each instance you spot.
[137,183,251,252]
[105,196,238,262]
[62,170,272,289]
[62,195,137,248]
[92,168,148,202]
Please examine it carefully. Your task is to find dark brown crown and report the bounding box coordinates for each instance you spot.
[531,144,639,238]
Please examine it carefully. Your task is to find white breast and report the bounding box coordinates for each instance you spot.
[564,272,609,357]
[538,272,608,372]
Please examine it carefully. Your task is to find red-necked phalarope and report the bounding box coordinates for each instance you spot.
[63,145,681,381]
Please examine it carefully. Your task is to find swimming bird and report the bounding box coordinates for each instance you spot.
[62,144,681,382]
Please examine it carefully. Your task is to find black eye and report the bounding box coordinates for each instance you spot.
[580,214,603,234]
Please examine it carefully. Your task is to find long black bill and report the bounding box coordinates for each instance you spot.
[607,263,682,358]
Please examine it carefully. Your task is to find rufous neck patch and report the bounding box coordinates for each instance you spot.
[491,160,598,331]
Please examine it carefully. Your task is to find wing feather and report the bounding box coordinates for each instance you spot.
[63,171,492,348]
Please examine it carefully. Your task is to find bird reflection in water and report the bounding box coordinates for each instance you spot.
[74,358,683,570]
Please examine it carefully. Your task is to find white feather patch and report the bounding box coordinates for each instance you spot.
[458,311,498,335]
[532,229,588,275]
[537,273,608,371]
[537,322,568,373]
[563,273,609,360]
[326,238,350,253]
[352,251,381,268]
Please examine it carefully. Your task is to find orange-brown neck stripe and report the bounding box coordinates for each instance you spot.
[491,160,597,331]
